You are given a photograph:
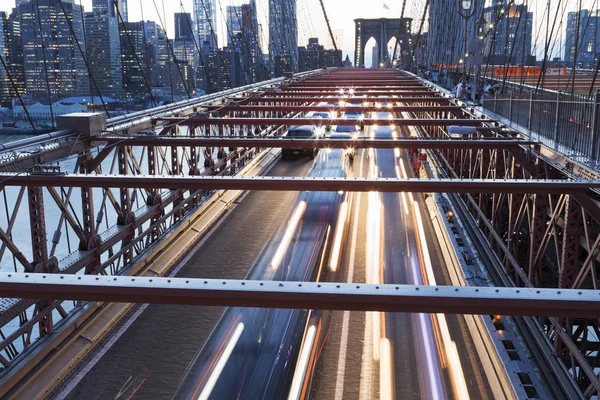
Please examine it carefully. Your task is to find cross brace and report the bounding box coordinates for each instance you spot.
[0,175,598,194]
[155,117,492,126]
[0,273,599,318]
[95,137,534,150]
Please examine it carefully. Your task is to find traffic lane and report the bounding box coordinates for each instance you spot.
[415,191,493,399]
[179,151,347,399]
[63,157,315,400]
[306,148,369,400]
[372,143,421,398]
[399,144,493,398]
[195,223,327,400]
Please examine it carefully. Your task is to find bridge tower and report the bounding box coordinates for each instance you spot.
[354,18,412,68]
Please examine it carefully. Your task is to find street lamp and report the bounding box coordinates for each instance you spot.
[458,0,475,79]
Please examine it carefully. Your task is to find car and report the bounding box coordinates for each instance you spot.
[282,125,320,159]
[343,111,362,120]
[331,124,360,137]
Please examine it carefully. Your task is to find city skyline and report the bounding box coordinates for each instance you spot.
[0,0,593,61]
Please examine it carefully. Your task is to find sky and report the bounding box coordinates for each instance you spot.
[0,0,594,61]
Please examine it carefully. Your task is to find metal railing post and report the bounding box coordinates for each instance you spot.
[591,89,600,161]
[493,93,497,113]
[554,91,561,146]
[509,92,513,121]
[527,92,533,133]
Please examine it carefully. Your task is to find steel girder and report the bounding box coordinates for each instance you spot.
[156,117,493,126]
[1,174,599,194]
[241,96,451,103]
[265,89,429,96]
[210,105,464,113]
[95,137,534,150]
[1,273,600,318]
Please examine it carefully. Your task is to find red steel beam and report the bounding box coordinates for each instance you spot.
[96,137,535,150]
[283,86,425,91]
[262,91,435,97]
[273,90,428,96]
[154,117,491,126]
[211,105,463,113]
[1,273,599,318]
[1,174,598,194]
[242,96,450,103]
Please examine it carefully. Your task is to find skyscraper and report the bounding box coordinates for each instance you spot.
[269,0,297,74]
[484,2,534,66]
[226,6,242,48]
[120,21,151,97]
[120,0,128,22]
[19,0,89,102]
[85,0,124,98]
[0,9,25,107]
[427,0,485,67]
[565,9,600,68]
[174,12,193,40]
[92,0,125,19]
[194,0,217,50]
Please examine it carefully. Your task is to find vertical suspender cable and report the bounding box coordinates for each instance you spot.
[0,54,37,134]
[317,0,343,67]
[57,0,110,117]
[33,0,55,129]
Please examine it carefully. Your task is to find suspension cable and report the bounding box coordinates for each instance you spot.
[392,0,408,64]
[113,0,157,106]
[216,0,248,86]
[197,0,233,88]
[57,0,110,117]
[151,0,192,99]
[317,0,342,67]
[0,53,37,134]
[33,0,55,128]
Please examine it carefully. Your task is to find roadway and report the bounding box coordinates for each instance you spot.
[58,114,493,399]
[58,158,315,400]
[308,114,493,399]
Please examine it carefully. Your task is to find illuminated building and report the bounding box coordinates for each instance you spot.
[19,0,90,102]
[269,0,297,74]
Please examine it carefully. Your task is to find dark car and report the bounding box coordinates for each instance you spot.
[282,125,320,159]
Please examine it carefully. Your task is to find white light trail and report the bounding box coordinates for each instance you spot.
[271,201,307,271]
[198,322,245,400]
[379,338,394,400]
[395,165,409,215]
[400,159,414,204]
[413,202,470,400]
[288,325,317,400]
[329,201,349,272]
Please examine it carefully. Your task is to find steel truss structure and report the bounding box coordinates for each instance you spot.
[1,68,600,398]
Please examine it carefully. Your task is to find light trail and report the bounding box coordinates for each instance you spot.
[288,325,317,400]
[405,201,445,399]
[329,201,349,272]
[197,322,245,400]
[400,159,414,204]
[395,165,410,215]
[413,202,470,400]
[379,338,394,400]
[271,201,307,271]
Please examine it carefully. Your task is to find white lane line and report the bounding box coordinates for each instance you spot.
[335,148,365,399]
[334,190,362,400]
[360,146,376,400]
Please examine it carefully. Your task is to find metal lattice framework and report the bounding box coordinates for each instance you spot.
[1,68,600,398]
